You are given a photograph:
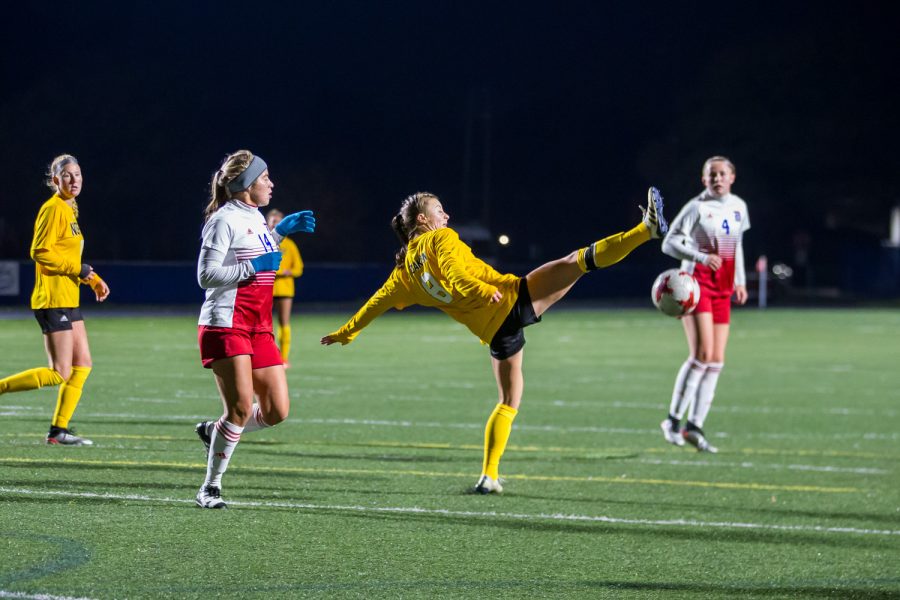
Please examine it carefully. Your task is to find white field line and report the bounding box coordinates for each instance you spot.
[0,486,897,538]
[549,400,899,418]
[0,591,95,600]
[635,458,888,475]
[1,411,898,441]
[6,398,899,419]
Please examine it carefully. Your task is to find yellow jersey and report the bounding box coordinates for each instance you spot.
[30,194,85,309]
[272,236,303,298]
[329,228,519,345]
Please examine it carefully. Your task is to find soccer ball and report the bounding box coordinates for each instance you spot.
[651,269,700,317]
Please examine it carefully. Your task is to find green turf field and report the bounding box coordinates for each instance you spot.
[1,307,898,599]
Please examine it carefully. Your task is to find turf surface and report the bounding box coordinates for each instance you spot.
[1,307,898,599]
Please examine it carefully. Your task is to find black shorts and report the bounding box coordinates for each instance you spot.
[489,278,541,360]
[34,307,84,334]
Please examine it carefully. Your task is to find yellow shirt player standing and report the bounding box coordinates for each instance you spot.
[266,209,304,367]
[323,189,668,493]
[0,154,110,445]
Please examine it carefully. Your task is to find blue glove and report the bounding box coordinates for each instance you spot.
[250,251,282,273]
[275,210,316,235]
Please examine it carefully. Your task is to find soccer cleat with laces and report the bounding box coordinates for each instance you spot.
[474,475,504,495]
[195,484,227,509]
[660,419,685,446]
[195,421,212,454]
[683,428,718,453]
[46,427,93,446]
[641,187,669,239]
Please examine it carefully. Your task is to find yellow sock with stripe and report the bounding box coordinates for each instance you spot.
[482,403,518,480]
[576,222,651,273]
[278,324,292,363]
[51,366,91,429]
[0,367,64,394]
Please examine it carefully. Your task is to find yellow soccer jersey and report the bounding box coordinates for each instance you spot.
[30,194,85,309]
[329,228,519,345]
[273,236,303,298]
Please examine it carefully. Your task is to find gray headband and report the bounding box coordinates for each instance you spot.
[226,156,267,193]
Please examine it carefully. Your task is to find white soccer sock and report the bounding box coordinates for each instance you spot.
[204,418,244,488]
[669,359,707,420]
[690,362,723,429]
[241,404,272,434]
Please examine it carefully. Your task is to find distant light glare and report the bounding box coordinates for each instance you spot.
[772,263,794,279]
[498,234,510,246]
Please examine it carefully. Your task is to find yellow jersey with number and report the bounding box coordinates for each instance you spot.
[272,236,303,298]
[30,194,85,309]
[328,228,519,345]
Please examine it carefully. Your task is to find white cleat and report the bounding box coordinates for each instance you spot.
[195,485,227,509]
[641,187,669,239]
[660,419,685,446]
[683,429,718,453]
[46,428,93,446]
[474,475,504,495]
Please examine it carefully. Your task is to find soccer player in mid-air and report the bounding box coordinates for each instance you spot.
[0,154,109,445]
[193,150,316,508]
[322,188,667,494]
[659,156,751,453]
[266,208,304,368]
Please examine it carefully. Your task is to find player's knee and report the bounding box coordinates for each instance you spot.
[228,404,253,426]
[266,405,289,425]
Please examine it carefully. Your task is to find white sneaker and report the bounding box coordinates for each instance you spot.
[46,428,93,446]
[474,475,504,495]
[641,187,669,239]
[683,429,718,453]
[660,419,685,446]
[196,485,227,509]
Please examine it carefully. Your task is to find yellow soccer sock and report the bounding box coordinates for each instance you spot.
[0,367,64,394]
[576,223,651,273]
[278,324,292,363]
[52,366,91,429]
[482,403,518,480]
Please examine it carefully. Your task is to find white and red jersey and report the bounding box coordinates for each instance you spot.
[197,200,282,331]
[661,191,750,295]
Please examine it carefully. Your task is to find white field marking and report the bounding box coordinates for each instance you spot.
[0,486,896,537]
[1,412,897,444]
[0,457,862,493]
[636,458,888,475]
[548,399,898,418]
[0,591,96,600]
[0,433,890,465]
[120,397,179,404]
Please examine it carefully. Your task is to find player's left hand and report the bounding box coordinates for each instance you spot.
[734,285,748,305]
[489,289,503,303]
[276,210,316,235]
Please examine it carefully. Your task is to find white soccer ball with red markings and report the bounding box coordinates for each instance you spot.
[651,269,700,317]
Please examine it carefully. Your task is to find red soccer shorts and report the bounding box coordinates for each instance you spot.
[693,286,732,324]
[198,326,283,369]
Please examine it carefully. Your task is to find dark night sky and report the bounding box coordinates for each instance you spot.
[2,1,898,277]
